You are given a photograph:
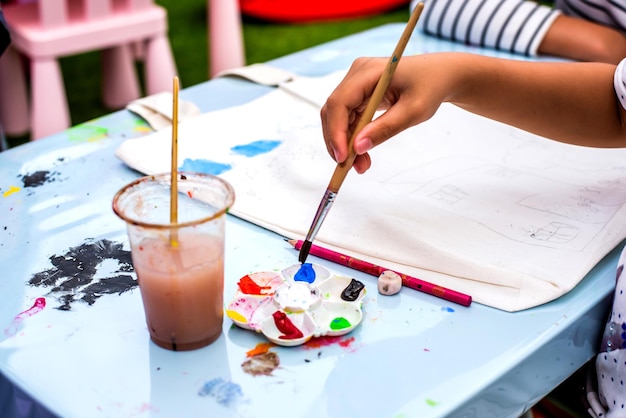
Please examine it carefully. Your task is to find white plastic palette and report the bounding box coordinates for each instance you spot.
[225,263,366,346]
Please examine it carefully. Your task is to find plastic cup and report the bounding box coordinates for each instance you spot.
[112,172,235,351]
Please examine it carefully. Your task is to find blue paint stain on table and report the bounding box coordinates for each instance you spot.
[198,377,243,407]
[180,159,232,175]
[231,140,281,157]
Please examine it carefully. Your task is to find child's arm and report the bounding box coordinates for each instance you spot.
[321,53,626,173]
[539,14,626,64]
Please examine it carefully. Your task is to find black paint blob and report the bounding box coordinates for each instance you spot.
[340,278,365,302]
[29,239,137,310]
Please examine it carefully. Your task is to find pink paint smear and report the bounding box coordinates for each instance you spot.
[4,297,46,337]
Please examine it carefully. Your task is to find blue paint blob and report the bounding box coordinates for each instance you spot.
[198,377,243,407]
[180,158,232,175]
[231,140,281,157]
[294,263,316,283]
[441,306,455,313]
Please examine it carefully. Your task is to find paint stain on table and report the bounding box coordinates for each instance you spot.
[2,185,21,197]
[66,124,108,142]
[4,297,46,337]
[425,398,439,407]
[20,170,60,188]
[303,335,356,350]
[246,342,274,357]
[198,377,243,407]
[28,238,136,310]
[241,351,280,376]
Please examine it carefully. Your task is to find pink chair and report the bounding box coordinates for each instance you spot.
[208,0,245,77]
[0,0,177,140]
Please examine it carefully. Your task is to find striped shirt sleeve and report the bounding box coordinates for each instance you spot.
[555,0,626,33]
[412,0,561,56]
[614,58,626,111]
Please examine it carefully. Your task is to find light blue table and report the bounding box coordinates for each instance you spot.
[0,24,617,418]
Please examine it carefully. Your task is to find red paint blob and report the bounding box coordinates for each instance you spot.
[272,311,303,340]
[238,275,272,295]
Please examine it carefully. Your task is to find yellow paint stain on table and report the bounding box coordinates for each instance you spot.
[3,185,21,197]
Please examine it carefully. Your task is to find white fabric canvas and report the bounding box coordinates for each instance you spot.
[116,70,626,312]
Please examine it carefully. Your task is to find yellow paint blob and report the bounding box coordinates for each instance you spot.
[225,309,248,324]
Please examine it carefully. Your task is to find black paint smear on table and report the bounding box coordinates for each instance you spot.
[29,239,137,310]
[20,170,60,188]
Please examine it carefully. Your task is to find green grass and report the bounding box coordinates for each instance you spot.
[241,9,410,64]
[162,0,410,85]
[6,2,408,148]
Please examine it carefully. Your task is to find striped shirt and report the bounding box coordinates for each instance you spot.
[411,0,626,56]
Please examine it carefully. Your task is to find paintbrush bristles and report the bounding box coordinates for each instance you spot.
[298,240,312,263]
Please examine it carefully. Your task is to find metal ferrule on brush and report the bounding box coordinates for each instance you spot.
[306,188,336,242]
[299,189,336,263]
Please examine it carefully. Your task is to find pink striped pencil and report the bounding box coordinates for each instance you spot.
[288,239,472,307]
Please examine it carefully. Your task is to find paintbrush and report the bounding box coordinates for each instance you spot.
[298,2,425,263]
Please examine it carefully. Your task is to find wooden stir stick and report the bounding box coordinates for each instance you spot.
[170,76,180,247]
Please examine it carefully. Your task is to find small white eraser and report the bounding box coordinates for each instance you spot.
[378,270,402,296]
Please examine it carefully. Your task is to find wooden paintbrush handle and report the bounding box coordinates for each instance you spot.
[328,2,424,193]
